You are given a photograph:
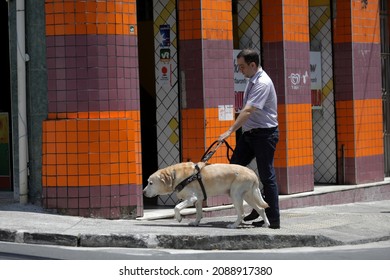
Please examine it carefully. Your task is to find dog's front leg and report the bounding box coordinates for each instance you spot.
[188,199,203,227]
[174,196,196,223]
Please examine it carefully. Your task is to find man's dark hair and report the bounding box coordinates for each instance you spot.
[237,49,260,67]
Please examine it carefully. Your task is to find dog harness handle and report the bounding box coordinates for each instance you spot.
[174,164,207,201]
[200,140,234,163]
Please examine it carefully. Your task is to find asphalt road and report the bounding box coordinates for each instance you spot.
[1,240,390,260]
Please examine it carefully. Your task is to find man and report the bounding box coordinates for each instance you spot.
[219,49,280,229]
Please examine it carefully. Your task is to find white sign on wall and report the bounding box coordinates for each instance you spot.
[233,49,247,112]
[218,105,234,121]
[310,51,322,90]
[310,51,322,108]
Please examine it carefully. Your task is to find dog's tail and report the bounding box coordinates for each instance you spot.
[252,182,269,209]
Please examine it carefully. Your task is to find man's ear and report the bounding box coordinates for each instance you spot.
[250,61,257,69]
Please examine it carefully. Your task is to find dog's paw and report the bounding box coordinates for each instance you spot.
[227,223,239,229]
[189,221,200,227]
[175,213,182,223]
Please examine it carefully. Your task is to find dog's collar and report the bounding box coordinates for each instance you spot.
[174,164,207,201]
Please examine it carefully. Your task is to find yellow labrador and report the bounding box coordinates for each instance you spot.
[143,162,270,228]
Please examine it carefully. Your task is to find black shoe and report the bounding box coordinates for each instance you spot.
[252,220,280,229]
[252,220,265,227]
[243,209,259,221]
[269,223,280,229]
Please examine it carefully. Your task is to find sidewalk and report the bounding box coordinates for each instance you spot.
[0,192,389,250]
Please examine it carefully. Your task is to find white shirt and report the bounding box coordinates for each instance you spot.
[242,68,278,131]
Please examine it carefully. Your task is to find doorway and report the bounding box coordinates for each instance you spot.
[309,0,337,184]
[137,0,181,207]
[137,0,158,205]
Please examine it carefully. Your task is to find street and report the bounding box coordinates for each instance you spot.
[1,240,390,260]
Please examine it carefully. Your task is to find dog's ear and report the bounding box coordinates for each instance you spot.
[159,170,174,187]
[157,174,165,184]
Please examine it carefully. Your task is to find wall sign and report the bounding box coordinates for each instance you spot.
[310,51,322,108]
[233,50,246,112]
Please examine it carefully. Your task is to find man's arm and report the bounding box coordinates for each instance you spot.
[218,104,256,142]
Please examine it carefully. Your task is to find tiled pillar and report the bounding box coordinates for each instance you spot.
[178,0,235,206]
[262,0,314,194]
[42,0,143,218]
[333,0,384,184]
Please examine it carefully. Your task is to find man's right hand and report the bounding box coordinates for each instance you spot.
[218,129,232,143]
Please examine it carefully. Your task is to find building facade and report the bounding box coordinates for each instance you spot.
[3,0,389,219]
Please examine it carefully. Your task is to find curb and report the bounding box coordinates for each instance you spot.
[153,234,343,250]
[2,228,390,250]
[0,229,349,250]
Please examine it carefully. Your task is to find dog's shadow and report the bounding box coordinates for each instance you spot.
[139,220,254,229]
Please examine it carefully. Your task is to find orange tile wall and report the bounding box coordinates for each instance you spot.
[181,109,206,162]
[275,104,314,168]
[333,0,380,43]
[336,99,383,159]
[263,0,309,43]
[181,108,235,164]
[45,0,137,36]
[282,0,310,42]
[351,0,380,43]
[178,0,232,40]
[205,108,235,164]
[262,1,283,42]
[178,0,202,40]
[201,0,233,40]
[42,111,142,189]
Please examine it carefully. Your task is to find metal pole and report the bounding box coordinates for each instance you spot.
[16,0,29,204]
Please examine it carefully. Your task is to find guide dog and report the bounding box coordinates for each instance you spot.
[143,162,270,228]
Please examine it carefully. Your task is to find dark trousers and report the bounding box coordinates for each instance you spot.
[230,127,280,223]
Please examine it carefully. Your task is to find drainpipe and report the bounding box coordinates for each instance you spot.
[16,0,29,204]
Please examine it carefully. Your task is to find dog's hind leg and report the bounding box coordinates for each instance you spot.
[252,207,269,227]
[252,187,270,227]
[243,189,270,227]
[174,196,196,223]
[227,189,245,228]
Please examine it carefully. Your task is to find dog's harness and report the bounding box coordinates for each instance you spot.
[173,141,233,201]
[174,164,207,200]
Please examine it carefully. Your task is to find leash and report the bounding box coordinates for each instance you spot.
[200,140,234,163]
[174,140,234,201]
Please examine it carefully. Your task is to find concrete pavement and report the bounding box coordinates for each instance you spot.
[0,194,389,250]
